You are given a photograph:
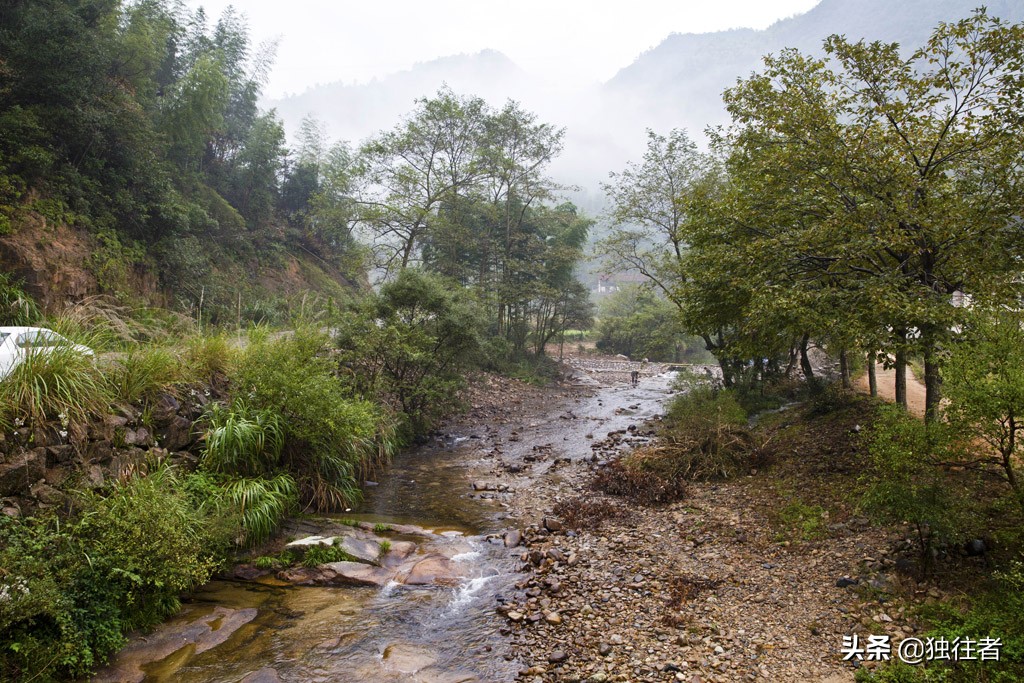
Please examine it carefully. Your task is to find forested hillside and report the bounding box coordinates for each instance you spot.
[0,0,364,320]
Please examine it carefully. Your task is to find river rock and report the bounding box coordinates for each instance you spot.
[240,668,282,683]
[339,536,384,565]
[91,606,258,683]
[504,529,523,548]
[402,554,464,586]
[543,517,563,532]
[380,540,417,567]
[323,561,395,587]
[381,642,438,674]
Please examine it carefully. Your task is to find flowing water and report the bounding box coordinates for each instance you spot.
[101,366,687,683]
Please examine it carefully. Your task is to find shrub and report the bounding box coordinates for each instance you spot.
[860,406,968,569]
[552,496,626,530]
[651,387,755,481]
[335,270,484,436]
[0,467,221,682]
[234,328,398,510]
[592,459,688,506]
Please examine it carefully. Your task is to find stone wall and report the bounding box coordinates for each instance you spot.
[0,389,212,517]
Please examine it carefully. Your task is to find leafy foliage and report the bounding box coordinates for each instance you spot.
[0,467,221,682]
[233,328,398,509]
[336,269,483,435]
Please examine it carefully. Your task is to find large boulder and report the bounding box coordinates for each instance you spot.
[402,555,464,586]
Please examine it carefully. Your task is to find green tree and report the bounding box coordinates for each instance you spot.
[719,9,1024,419]
[944,309,1024,507]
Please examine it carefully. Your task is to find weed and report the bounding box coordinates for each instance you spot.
[373,522,393,534]
[552,496,626,530]
[591,459,687,506]
[378,540,391,555]
[302,543,357,567]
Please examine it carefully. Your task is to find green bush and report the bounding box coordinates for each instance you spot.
[649,386,754,481]
[858,561,1024,682]
[0,467,221,682]
[234,328,398,510]
[860,406,968,568]
[335,269,484,436]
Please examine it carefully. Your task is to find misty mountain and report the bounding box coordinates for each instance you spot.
[268,0,1024,193]
[606,0,1024,144]
[269,49,538,147]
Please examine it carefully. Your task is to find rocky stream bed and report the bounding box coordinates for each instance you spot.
[92,358,929,682]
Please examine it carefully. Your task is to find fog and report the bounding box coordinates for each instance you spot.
[186,0,1024,196]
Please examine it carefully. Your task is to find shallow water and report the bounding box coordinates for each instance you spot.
[112,368,687,682]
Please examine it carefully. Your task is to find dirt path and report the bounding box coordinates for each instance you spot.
[854,363,926,418]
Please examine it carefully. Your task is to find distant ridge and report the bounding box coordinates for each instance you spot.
[269,0,1024,189]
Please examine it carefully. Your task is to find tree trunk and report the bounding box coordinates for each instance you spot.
[894,329,908,409]
[839,348,851,389]
[867,352,878,398]
[922,328,942,424]
[799,333,815,382]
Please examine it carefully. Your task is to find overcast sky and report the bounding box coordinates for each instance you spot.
[182,1,823,99]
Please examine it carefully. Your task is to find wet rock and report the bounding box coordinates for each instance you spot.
[0,448,45,496]
[232,564,275,581]
[240,668,282,683]
[835,576,858,588]
[548,650,568,664]
[381,642,437,674]
[403,555,464,586]
[91,606,258,683]
[339,536,385,565]
[504,529,523,548]
[380,540,418,567]
[324,562,395,587]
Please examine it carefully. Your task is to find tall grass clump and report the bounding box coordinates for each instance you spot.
[0,344,109,428]
[218,474,298,547]
[184,332,234,384]
[233,328,399,510]
[0,273,40,326]
[101,346,182,403]
[203,401,285,476]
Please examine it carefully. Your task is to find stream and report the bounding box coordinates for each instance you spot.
[94,365,687,683]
